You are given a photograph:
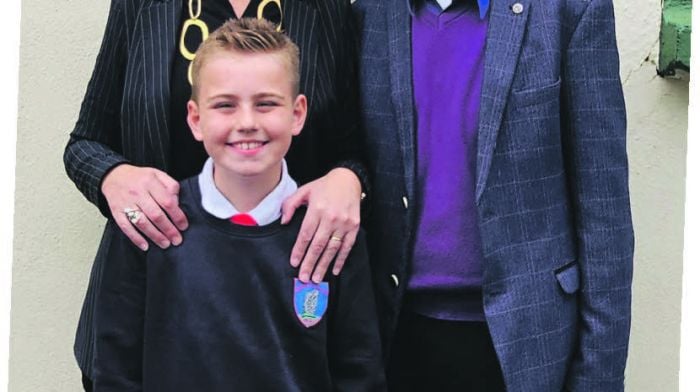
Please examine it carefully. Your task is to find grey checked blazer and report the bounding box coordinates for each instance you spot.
[64,0,365,378]
[354,0,634,391]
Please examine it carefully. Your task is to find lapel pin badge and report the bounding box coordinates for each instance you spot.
[512,3,524,14]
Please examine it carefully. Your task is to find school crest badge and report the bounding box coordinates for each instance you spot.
[294,278,329,328]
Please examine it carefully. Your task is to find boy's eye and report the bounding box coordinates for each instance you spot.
[213,102,234,109]
[258,101,280,108]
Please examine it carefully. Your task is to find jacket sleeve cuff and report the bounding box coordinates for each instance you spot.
[96,160,130,217]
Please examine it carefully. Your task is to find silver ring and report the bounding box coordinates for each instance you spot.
[123,207,142,225]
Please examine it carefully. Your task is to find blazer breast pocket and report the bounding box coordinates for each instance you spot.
[507,77,562,111]
[501,78,563,150]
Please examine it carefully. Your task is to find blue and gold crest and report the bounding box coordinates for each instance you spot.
[294,278,329,328]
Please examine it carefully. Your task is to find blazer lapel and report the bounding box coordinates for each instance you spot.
[282,0,318,107]
[136,0,181,170]
[386,0,416,202]
[475,0,531,203]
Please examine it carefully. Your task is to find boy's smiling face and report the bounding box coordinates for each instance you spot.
[187,50,306,183]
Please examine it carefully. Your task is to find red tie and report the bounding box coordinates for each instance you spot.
[230,213,258,226]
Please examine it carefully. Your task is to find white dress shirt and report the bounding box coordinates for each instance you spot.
[198,158,298,225]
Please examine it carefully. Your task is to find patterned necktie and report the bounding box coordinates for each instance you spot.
[435,0,453,10]
[230,213,258,226]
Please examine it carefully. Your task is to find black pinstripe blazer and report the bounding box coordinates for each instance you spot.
[64,0,365,377]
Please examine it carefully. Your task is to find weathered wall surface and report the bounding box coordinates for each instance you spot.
[9,0,689,390]
[616,1,689,391]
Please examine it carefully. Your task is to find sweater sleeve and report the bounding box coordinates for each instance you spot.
[93,221,147,392]
[326,230,386,391]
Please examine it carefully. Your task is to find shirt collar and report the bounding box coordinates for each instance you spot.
[198,158,298,225]
[408,0,490,19]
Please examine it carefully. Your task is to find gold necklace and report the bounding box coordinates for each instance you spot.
[258,0,283,31]
[179,0,284,85]
[179,0,208,85]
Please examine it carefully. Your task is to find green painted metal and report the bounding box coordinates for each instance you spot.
[658,0,692,76]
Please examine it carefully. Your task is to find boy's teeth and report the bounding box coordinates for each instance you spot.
[236,142,262,150]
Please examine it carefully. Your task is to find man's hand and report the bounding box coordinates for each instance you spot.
[101,164,188,251]
[281,168,362,283]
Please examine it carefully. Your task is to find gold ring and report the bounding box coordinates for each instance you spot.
[330,235,343,242]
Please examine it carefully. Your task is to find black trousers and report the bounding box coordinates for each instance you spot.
[387,311,506,392]
[82,373,93,392]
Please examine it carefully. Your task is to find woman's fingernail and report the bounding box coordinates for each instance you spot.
[159,240,170,249]
[172,236,183,246]
[140,244,149,251]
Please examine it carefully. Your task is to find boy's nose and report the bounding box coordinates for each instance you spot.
[235,125,258,134]
[233,109,258,133]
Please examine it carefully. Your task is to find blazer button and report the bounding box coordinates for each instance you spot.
[402,196,409,209]
[390,274,400,287]
[512,2,524,14]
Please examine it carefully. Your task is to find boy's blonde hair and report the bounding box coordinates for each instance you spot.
[191,18,301,101]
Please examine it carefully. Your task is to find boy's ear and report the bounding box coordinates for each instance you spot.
[186,100,204,142]
[291,94,308,136]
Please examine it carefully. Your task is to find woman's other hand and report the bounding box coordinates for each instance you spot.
[101,164,189,251]
[281,168,362,283]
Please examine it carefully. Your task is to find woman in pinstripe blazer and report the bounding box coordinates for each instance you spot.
[63,0,366,389]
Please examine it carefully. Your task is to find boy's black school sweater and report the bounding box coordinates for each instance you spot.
[93,177,386,391]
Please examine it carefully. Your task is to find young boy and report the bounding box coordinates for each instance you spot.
[92,18,385,391]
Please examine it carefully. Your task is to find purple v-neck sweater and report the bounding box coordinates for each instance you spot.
[408,1,488,321]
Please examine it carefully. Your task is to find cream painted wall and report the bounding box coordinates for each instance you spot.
[8,0,689,391]
[616,0,689,391]
[9,0,109,390]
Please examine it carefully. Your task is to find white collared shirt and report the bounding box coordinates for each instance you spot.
[435,0,453,10]
[198,158,298,225]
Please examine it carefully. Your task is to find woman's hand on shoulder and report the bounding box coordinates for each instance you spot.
[281,168,362,283]
[101,164,188,251]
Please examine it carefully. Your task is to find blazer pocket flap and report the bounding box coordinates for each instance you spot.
[555,261,580,294]
[509,78,562,108]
